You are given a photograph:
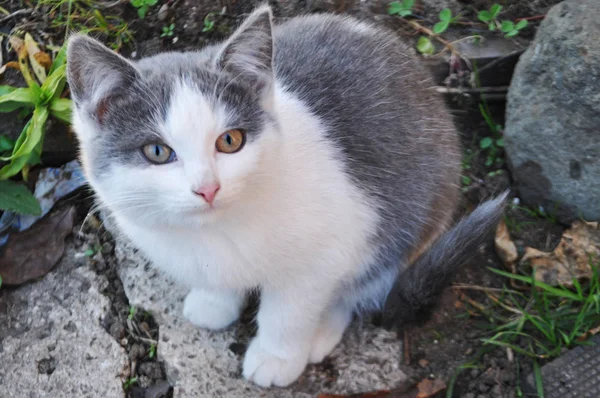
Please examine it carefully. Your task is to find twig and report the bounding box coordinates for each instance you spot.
[400,18,461,58]
[0,8,33,24]
[452,283,518,294]
[516,14,545,22]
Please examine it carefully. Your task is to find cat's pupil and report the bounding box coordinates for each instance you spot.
[226,134,232,146]
[154,146,161,156]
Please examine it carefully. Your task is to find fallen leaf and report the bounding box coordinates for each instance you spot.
[0,206,75,285]
[416,378,447,398]
[494,219,518,269]
[522,221,600,286]
[24,33,49,83]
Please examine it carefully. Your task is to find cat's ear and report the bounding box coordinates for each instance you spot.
[215,4,274,95]
[67,34,140,122]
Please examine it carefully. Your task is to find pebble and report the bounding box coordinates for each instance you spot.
[418,359,430,368]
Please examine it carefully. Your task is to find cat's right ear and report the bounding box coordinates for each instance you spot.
[67,35,139,123]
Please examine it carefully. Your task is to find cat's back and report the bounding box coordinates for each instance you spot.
[273,13,461,254]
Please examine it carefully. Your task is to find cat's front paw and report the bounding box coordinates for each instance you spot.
[242,338,308,387]
[182,288,243,330]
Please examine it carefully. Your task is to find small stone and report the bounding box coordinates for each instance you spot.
[129,344,146,361]
[465,347,473,356]
[157,4,170,21]
[37,357,56,375]
[418,359,430,368]
[110,322,126,340]
[138,362,165,380]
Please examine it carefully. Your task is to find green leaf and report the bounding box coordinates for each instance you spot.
[515,19,529,30]
[49,43,68,75]
[501,20,515,32]
[137,6,147,19]
[416,37,435,55]
[131,0,143,6]
[0,85,15,96]
[433,20,449,34]
[0,107,49,179]
[388,2,403,15]
[496,137,504,147]
[478,10,492,22]
[403,0,415,8]
[479,137,493,149]
[490,4,503,18]
[0,87,36,113]
[147,0,159,5]
[0,179,41,215]
[41,64,67,100]
[0,135,15,152]
[0,274,2,289]
[505,30,519,37]
[461,175,471,186]
[50,98,72,124]
[489,22,496,31]
[439,8,452,22]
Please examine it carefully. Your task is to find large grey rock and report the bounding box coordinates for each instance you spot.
[504,0,600,223]
[114,239,407,397]
[0,244,128,397]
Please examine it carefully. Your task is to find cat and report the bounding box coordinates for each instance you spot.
[66,4,507,388]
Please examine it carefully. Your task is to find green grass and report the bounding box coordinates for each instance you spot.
[37,0,134,50]
[448,263,600,396]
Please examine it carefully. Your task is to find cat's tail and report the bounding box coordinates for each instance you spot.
[382,190,509,330]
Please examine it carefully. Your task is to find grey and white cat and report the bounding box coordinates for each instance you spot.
[67,4,506,387]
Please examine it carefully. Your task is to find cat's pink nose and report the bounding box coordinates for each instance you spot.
[193,183,220,205]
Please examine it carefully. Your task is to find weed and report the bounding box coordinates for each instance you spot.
[130,0,158,19]
[481,267,600,359]
[479,132,504,168]
[38,0,134,50]
[433,8,460,35]
[388,0,415,17]
[478,4,528,38]
[510,203,558,224]
[450,265,600,396]
[128,306,137,320]
[0,38,71,214]
[477,3,503,30]
[148,343,156,359]
[202,12,217,33]
[123,376,138,390]
[160,23,175,38]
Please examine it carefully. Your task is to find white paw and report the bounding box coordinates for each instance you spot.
[182,288,243,330]
[309,326,345,364]
[242,338,308,387]
[309,306,352,364]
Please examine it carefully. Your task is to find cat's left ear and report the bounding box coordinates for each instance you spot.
[215,4,274,96]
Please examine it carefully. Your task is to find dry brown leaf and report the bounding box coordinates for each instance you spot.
[521,221,600,286]
[24,33,48,83]
[0,206,75,285]
[494,219,519,269]
[416,378,447,398]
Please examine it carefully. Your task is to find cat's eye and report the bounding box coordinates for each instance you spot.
[215,129,246,154]
[141,143,176,164]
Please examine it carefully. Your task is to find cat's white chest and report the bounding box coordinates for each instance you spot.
[118,220,256,289]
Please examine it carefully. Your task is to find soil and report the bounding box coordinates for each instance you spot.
[0,0,570,397]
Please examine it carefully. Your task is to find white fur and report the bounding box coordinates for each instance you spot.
[76,78,380,386]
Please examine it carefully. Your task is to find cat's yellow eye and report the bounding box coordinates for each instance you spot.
[216,129,245,154]
[142,143,176,164]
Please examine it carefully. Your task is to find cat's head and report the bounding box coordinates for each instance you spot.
[67,5,277,227]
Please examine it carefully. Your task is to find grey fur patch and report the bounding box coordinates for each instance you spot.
[271,14,462,305]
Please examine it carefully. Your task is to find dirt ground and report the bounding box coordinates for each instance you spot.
[0,0,568,397]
